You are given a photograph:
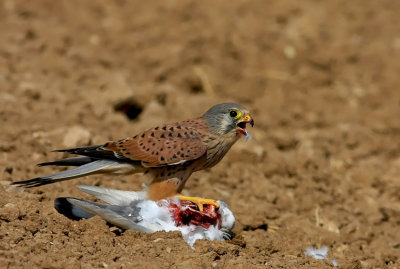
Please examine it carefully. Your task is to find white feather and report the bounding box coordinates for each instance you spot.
[78,184,147,206]
[168,160,186,165]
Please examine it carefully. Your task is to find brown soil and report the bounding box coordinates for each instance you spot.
[1,0,400,268]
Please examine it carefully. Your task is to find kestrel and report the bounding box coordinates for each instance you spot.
[12,103,254,210]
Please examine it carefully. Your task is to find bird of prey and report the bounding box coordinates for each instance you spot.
[12,103,254,210]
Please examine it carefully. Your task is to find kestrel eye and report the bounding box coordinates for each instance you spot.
[229,110,238,118]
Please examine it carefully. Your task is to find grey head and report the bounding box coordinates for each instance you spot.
[202,103,254,136]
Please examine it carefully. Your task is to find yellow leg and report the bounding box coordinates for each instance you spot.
[177,195,220,211]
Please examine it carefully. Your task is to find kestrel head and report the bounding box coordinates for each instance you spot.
[202,103,254,137]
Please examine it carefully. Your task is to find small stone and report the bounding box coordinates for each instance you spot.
[360,260,371,269]
[284,45,297,59]
[0,203,20,222]
[326,220,340,234]
[63,126,91,148]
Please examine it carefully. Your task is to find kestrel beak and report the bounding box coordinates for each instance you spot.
[237,114,254,136]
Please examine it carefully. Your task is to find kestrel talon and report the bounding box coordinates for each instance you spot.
[12,103,254,210]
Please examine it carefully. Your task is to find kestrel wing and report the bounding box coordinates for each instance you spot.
[103,122,208,167]
[52,145,134,162]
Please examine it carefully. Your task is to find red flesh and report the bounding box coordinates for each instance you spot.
[165,200,222,229]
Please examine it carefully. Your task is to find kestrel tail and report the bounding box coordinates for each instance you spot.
[12,103,254,210]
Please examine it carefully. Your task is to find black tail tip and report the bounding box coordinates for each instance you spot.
[55,198,93,220]
[10,177,53,188]
[10,181,26,187]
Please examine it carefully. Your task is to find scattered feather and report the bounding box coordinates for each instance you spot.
[244,130,252,142]
[305,246,338,267]
[305,246,329,260]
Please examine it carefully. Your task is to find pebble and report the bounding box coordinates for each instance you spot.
[63,126,91,148]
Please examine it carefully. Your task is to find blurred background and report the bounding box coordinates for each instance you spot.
[0,0,399,268]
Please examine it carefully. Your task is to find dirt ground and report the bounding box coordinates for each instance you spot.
[1,0,400,268]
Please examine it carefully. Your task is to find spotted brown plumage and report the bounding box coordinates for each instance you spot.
[12,103,254,210]
[103,121,208,167]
